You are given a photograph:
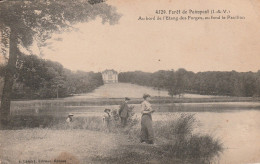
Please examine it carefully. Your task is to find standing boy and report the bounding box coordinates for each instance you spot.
[119,97,130,127]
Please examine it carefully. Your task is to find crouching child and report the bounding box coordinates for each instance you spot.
[66,113,74,123]
[66,113,74,129]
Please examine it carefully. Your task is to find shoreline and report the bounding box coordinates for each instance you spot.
[8,96,260,106]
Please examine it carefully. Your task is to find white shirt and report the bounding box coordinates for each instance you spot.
[66,117,72,123]
[141,100,152,114]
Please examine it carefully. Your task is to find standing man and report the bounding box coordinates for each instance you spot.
[119,97,131,127]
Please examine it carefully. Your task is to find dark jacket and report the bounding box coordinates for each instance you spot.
[119,101,129,118]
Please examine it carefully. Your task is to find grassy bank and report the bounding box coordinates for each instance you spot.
[0,113,223,163]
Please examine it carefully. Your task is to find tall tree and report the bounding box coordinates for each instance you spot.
[0,0,120,119]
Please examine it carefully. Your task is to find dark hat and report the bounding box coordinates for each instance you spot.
[143,94,151,99]
[125,97,131,101]
[68,113,74,116]
[104,108,111,112]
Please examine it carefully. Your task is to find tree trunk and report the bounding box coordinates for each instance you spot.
[0,30,19,120]
[171,95,174,110]
[158,88,160,110]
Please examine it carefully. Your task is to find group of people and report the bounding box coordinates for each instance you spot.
[67,94,155,145]
[103,94,155,144]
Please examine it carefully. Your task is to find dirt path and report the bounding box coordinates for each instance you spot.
[0,129,186,164]
[0,129,137,164]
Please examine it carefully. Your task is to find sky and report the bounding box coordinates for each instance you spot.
[5,0,260,73]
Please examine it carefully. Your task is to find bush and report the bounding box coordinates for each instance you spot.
[154,114,223,163]
[0,115,61,129]
[154,113,196,142]
[161,134,223,163]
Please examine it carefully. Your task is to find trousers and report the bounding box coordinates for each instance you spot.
[121,117,127,127]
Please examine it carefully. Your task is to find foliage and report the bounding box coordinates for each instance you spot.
[119,69,260,97]
[65,70,104,94]
[154,113,196,141]
[0,0,120,57]
[0,54,104,99]
[0,115,61,129]
[153,114,222,163]
[118,71,153,86]
[162,134,223,163]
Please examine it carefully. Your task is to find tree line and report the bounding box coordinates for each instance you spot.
[0,55,103,99]
[1,63,259,100]
[118,69,260,97]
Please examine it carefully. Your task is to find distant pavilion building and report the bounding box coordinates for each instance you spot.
[102,69,118,83]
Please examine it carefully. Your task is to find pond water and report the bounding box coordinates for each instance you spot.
[195,110,260,164]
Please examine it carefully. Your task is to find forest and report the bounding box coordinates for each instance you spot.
[1,55,260,99]
[118,69,260,97]
[0,55,103,99]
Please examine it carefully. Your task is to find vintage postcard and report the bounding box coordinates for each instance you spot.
[0,0,260,163]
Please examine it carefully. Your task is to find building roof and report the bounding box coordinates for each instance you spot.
[102,69,118,74]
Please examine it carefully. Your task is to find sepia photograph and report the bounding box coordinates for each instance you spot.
[0,0,260,163]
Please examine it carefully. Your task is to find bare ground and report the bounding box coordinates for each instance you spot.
[0,129,181,164]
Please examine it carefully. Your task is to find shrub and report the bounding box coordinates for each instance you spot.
[154,113,196,142]
[0,115,62,129]
[154,114,223,163]
[161,134,223,163]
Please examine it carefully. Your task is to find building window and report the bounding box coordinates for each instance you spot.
[108,74,112,79]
